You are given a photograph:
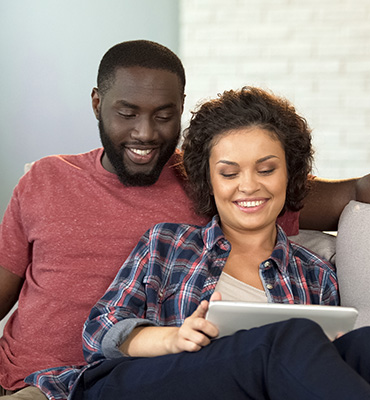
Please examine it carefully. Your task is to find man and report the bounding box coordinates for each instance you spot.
[0,40,369,399]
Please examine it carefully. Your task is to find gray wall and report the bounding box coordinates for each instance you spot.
[0,0,179,218]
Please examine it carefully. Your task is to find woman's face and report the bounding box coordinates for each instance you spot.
[209,127,288,236]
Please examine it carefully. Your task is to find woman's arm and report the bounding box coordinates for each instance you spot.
[120,300,219,357]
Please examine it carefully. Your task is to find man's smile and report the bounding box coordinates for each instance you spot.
[125,146,159,165]
[130,148,153,156]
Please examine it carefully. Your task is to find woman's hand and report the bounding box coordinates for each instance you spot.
[168,299,220,353]
[120,292,222,357]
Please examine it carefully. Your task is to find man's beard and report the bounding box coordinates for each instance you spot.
[99,120,180,187]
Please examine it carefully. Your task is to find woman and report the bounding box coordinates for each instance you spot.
[27,87,370,399]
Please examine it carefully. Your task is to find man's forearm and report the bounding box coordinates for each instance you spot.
[0,265,23,321]
[354,174,370,203]
[299,176,363,231]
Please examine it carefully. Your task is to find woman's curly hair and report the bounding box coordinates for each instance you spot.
[182,86,314,218]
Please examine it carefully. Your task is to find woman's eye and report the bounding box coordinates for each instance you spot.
[221,173,237,178]
[259,168,275,175]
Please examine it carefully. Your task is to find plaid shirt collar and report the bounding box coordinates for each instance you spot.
[202,215,230,252]
[203,215,290,273]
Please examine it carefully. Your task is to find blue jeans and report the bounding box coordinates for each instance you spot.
[73,319,370,400]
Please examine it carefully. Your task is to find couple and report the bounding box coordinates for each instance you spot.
[27,87,370,399]
[1,40,370,399]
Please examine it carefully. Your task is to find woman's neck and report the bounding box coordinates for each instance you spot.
[220,223,278,290]
[221,222,277,254]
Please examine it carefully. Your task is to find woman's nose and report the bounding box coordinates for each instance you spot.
[238,172,260,194]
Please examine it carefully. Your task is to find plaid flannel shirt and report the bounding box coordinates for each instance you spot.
[26,216,338,399]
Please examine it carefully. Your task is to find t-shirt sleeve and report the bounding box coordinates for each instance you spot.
[277,210,299,236]
[0,183,31,278]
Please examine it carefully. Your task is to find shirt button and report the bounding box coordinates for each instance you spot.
[266,283,274,290]
[264,261,271,267]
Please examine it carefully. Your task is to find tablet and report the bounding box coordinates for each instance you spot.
[206,301,358,340]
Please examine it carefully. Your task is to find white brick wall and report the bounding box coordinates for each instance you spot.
[179,0,370,179]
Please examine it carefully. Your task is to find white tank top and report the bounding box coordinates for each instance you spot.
[215,272,268,303]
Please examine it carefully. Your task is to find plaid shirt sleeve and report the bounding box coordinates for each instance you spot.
[24,365,88,400]
[24,228,164,400]
[25,221,209,400]
[82,228,155,363]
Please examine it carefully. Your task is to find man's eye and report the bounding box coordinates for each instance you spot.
[119,112,136,119]
[156,115,172,121]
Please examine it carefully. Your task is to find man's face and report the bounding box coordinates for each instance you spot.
[92,66,184,186]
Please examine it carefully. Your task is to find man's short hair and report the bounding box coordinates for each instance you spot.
[97,40,186,96]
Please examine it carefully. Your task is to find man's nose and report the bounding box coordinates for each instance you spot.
[130,118,157,142]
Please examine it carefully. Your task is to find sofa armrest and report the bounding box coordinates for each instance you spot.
[336,200,370,328]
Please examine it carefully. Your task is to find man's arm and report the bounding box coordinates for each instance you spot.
[0,265,23,321]
[299,174,370,231]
